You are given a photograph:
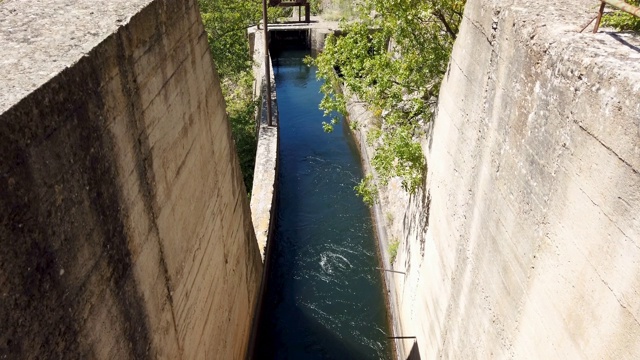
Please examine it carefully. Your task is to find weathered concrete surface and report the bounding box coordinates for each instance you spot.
[0,0,262,358]
[245,27,282,357]
[249,29,279,260]
[250,125,278,258]
[343,89,405,358]
[351,0,640,358]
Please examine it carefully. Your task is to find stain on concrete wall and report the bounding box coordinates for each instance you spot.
[349,0,640,358]
[0,0,262,358]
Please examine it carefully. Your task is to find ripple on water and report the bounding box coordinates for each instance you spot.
[319,251,353,275]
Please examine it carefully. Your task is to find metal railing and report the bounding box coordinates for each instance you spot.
[584,0,640,33]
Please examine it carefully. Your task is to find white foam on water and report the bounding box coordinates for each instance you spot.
[319,251,353,275]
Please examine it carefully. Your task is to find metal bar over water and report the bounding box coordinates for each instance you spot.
[376,267,406,275]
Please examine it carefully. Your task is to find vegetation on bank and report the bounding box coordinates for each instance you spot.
[198,0,288,193]
[388,238,399,263]
[197,0,468,199]
[602,0,640,31]
[311,0,465,202]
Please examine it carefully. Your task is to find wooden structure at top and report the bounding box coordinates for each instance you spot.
[269,0,311,22]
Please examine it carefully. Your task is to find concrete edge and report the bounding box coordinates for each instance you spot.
[249,28,279,262]
[246,28,280,358]
[343,90,405,360]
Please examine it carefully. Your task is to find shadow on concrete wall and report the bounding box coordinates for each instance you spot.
[254,303,373,359]
[406,340,421,360]
[606,32,640,53]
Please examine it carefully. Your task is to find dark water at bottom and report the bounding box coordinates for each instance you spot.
[254,49,393,359]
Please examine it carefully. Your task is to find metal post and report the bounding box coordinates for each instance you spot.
[593,1,606,33]
[262,0,273,126]
[376,267,406,275]
[579,15,598,33]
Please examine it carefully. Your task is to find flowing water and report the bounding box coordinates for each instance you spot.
[254,49,393,359]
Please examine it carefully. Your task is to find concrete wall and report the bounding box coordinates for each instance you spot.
[249,28,279,261]
[344,92,405,358]
[349,0,640,358]
[245,29,279,356]
[0,0,262,358]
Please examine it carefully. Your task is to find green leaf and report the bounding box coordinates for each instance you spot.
[602,0,640,31]
[314,0,464,197]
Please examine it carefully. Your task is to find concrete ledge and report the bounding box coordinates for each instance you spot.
[250,125,278,257]
[0,0,152,114]
[245,28,279,357]
[249,29,279,260]
[246,22,345,258]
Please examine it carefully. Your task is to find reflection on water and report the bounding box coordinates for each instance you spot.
[254,49,392,359]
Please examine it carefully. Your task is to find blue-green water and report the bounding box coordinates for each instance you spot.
[254,49,393,359]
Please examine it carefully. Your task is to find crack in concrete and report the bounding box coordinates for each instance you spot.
[450,56,472,82]
[576,123,640,177]
[572,234,640,330]
[466,17,495,47]
[577,186,639,252]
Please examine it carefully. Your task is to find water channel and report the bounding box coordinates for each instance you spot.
[254,48,393,359]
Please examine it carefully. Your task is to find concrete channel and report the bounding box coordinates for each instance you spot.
[247,22,403,359]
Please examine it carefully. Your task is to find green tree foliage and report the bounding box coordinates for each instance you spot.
[602,0,640,31]
[353,174,378,206]
[198,0,287,192]
[224,72,258,191]
[309,0,322,16]
[388,238,399,263]
[199,0,287,78]
[313,0,465,198]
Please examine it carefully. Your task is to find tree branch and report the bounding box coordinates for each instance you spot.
[434,10,457,40]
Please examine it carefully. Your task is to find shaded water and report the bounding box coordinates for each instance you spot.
[254,49,393,359]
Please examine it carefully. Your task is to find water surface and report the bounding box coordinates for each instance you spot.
[255,49,392,360]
